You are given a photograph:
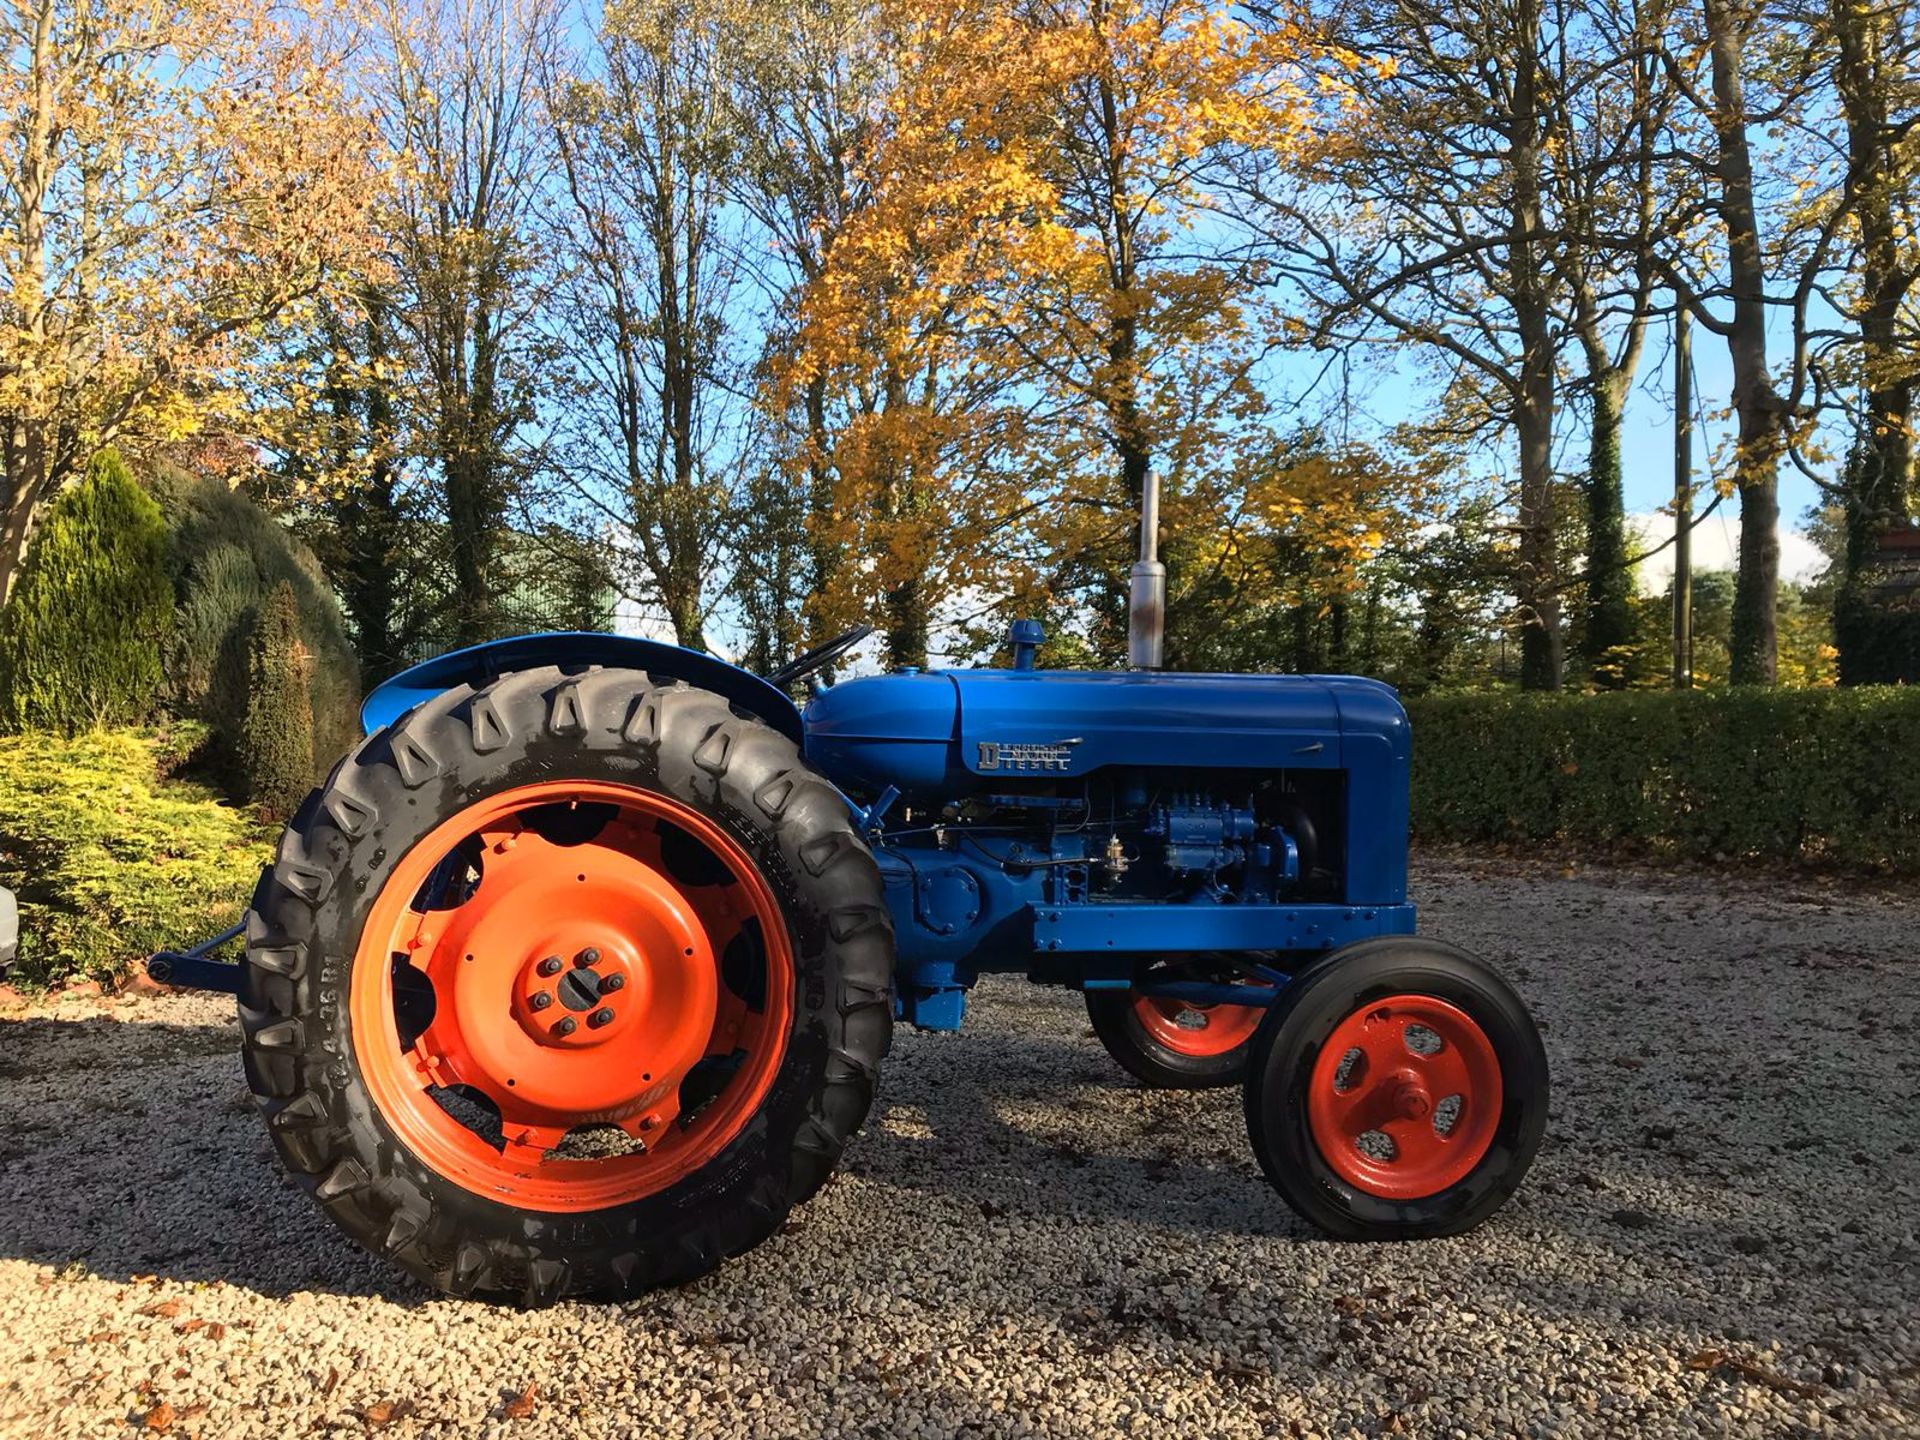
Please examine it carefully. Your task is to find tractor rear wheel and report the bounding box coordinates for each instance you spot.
[1243,938,1547,1239]
[240,666,893,1305]
[1085,961,1266,1089]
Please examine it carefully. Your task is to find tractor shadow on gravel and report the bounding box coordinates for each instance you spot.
[0,1010,436,1303]
[0,1001,1326,1304]
[2,992,1903,1342]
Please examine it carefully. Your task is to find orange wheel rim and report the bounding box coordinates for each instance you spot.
[348,780,793,1212]
[1306,994,1502,1200]
[1133,992,1264,1058]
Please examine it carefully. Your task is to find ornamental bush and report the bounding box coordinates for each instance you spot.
[151,463,358,780]
[0,728,270,986]
[239,582,314,818]
[1408,689,1920,871]
[0,450,172,733]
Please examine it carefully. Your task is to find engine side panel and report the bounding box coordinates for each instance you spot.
[806,666,1417,1032]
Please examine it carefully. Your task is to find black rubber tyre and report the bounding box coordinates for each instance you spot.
[1085,977,1256,1090]
[240,666,894,1305]
[1243,937,1548,1239]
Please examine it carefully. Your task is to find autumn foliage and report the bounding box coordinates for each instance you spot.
[0,0,381,599]
[781,0,1407,665]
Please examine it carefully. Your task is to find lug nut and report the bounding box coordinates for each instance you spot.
[589,1007,615,1029]
[601,973,626,993]
[553,1016,577,1037]
[530,992,553,1012]
[575,946,600,967]
[537,955,563,977]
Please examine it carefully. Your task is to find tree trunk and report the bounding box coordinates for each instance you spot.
[1704,0,1782,684]
[1583,372,1636,685]
[884,572,928,669]
[1832,0,1914,589]
[0,0,62,603]
[442,434,499,646]
[1515,374,1565,690]
[1511,2,1564,691]
[804,371,840,645]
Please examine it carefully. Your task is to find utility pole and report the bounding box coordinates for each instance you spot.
[1673,307,1694,689]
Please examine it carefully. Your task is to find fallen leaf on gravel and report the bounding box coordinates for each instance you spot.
[137,1299,185,1319]
[86,1330,122,1344]
[1687,1349,1824,1399]
[360,1398,417,1428]
[319,1366,340,1397]
[502,1383,539,1420]
[141,1401,174,1433]
[204,1322,227,1341]
[175,1318,205,1334]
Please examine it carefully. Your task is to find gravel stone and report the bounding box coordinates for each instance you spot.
[0,858,1915,1438]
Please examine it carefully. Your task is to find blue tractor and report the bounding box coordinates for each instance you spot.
[154,484,1547,1306]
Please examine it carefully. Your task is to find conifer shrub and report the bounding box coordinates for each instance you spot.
[0,727,269,986]
[0,450,172,733]
[150,464,358,781]
[239,582,315,818]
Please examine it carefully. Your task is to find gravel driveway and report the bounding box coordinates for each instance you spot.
[1,859,1915,1439]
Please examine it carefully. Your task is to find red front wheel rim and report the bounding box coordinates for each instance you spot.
[347,780,793,1212]
[1132,991,1265,1058]
[1306,994,1503,1200]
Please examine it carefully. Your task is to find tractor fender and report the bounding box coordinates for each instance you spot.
[359,632,804,746]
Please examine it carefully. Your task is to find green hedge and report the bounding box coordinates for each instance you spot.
[0,728,270,986]
[1408,689,1920,870]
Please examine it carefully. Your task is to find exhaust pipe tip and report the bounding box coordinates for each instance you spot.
[1128,472,1165,669]
[1127,561,1166,670]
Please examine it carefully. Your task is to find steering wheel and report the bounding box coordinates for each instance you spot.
[764,623,874,690]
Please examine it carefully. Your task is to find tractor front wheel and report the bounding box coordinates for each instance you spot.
[1085,961,1266,1089]
[240,666,893,1305]
[1243,938,1547,1238]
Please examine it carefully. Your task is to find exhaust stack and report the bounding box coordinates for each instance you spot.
[1127,470,1166,669]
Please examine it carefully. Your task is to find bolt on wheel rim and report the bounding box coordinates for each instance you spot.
[348,780,793,1212]
[1306,994,1502,1200]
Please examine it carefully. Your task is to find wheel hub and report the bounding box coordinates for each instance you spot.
[512,944,640,1048]
[1306,994,1503,1200]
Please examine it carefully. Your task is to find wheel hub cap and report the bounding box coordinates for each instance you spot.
[1306,994,1503,1200]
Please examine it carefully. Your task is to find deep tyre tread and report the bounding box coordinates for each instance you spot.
[1085,988,1251,1090]
[239,666,894,1305]
[1242,937,1548,1239]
